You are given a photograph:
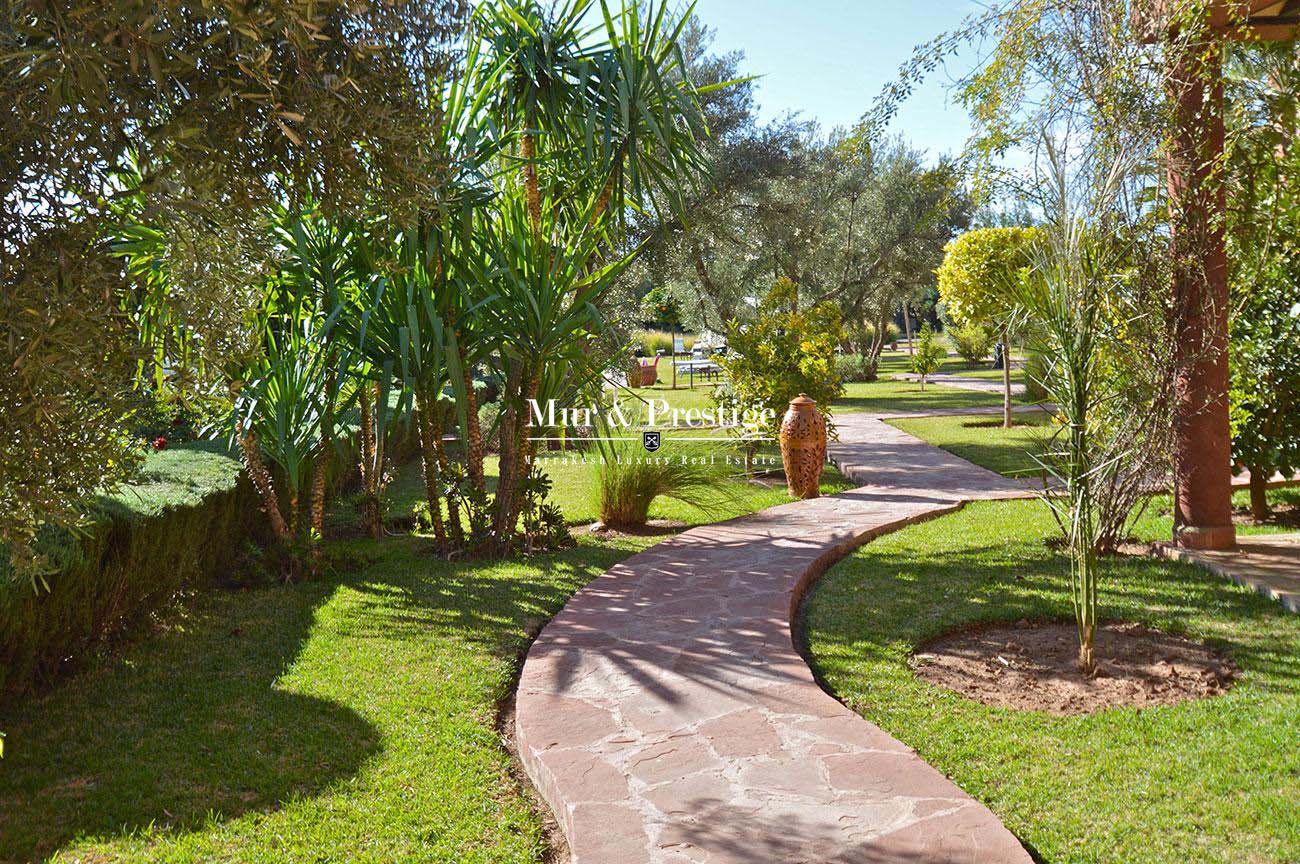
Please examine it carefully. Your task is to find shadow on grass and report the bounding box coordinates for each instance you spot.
[0,580,379,862]
[331,537,632,652]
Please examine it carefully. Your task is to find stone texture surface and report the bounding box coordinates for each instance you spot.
[1155,532,1300,613]
[515,410,1036,863]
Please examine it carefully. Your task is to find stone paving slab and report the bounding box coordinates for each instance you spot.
[1155,533,1300,613]
[515,412,1036,863]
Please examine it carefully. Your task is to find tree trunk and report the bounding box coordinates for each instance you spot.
[415,387,447,544]
[492,366,539,551]
[459,347,485,489]
[522,134,541,233]
[1249,466,1271,521]
[432,408,465,548]
[239,431,289,541]
[309,369,337,566]
[358,382,382,539]
[903,303,914,357]
[865,313,889,381]
[1002,326,1013,429]
[492,362,525,549]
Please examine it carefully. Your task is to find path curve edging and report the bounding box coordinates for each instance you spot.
[515,412,1036,863]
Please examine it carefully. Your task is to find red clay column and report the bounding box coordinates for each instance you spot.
[1167,30,1236,551]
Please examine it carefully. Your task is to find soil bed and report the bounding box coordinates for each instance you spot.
[911,621,1237,716]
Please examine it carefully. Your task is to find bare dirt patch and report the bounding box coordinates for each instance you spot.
[581,518,689,538]
[911,621,1237,716]
[1232,501,1300,529]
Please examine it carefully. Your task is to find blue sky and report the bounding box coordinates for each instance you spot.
[688,0,987,159]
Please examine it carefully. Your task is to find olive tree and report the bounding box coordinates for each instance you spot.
[1,0,468,580]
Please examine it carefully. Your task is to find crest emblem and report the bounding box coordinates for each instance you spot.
[642,431,661,453]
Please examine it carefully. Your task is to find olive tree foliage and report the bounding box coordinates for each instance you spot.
[622,18,806,333]
[0,0,469,580]
[1225,43,1300,520]
[634,74,970,376]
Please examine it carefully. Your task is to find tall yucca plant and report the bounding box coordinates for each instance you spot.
[469,0,716,554]
[234,324,339,577]
[342,224,459,543]
[467,191,637,543]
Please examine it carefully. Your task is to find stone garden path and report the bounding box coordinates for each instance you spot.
[515,409,1039,863]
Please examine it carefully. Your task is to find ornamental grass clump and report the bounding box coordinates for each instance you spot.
[592,440,736,529]
[910,323,945,390]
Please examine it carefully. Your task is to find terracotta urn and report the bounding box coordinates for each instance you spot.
[779,394,826,499]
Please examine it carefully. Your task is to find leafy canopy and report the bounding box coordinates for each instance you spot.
[719,277,844,436]
[936,226,1041,329]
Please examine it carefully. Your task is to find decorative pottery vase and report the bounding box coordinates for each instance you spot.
[779,394,826,499]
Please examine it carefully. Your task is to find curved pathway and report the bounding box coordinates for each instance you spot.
[515,410,1038,863]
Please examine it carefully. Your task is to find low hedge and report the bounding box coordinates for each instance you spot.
[1,403,423,703]
[0,442,267,702]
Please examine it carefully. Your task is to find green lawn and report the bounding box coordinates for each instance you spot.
[0,535,652,863]
[804,498,1300,864]
[833,378,1010,415]
[887,411,1300,536]
[332,436,850,531]
[888,411,1054,478]
[2,446,848,862]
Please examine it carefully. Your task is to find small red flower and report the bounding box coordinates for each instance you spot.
[153,436,168,451]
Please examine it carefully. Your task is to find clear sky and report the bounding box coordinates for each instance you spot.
[688,0,987,159]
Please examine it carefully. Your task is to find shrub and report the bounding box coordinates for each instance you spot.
[949,322,994,364]
[911,323,945,389]
[0,443,265,701]
[635,329,692,358]
[836,353,875,383]
[719,278,844,436]
[592,441,735,527]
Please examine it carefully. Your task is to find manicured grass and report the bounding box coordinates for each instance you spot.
[886,412,1300,537]
[618,381,721,416]
[833,379,1009,415]
[2,436,852,862]
[98,441,243,520]
[887,411,1054,478]
[804,498,1300,864]
[0,534,655,863]
[333,437,851,530]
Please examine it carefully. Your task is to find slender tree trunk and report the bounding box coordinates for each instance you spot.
[432,408,464,547]
[309,369,337,566]
[459,345,485,489]
[1249,466,1271,521]
[415,387,447,544]
[522,134,541,233]
[1077,550,1097,676]
[903,303,914,357]
[358,382,382,539]
[240,431,289,541]
[865,313,889,381]
[1002,326,1013,429]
